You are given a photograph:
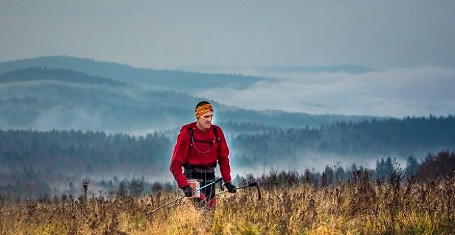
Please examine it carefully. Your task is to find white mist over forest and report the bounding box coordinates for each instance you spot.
[200,66,455,118]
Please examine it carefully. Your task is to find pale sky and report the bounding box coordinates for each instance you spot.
[1,0,455,117]
[1,0,454,70]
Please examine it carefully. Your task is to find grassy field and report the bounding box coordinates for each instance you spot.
[1,172,454,234]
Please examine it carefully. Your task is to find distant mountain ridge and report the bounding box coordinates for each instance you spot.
[175,64,375,75]
[0,56,262,93]
[0,67,200,132]
[0,67,127,87]
[256,64,375,74]
[0,56,380,134]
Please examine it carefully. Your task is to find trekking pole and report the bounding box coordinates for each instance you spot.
[146,178,222,215]
[217,182,261,200]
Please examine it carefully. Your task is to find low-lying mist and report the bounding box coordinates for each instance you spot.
[200,65,455,118]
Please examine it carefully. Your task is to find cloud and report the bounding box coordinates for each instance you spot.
[199,66,455,117]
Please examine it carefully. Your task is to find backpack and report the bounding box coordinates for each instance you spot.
[188,126,220,147]
[184,126,220,172]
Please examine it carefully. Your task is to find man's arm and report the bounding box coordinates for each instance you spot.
[170,127,191,188]
[215,126,231,183]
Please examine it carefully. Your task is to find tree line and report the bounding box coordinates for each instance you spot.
[0,115,454,200]
[0,129,172,175]
[230,115,455,166]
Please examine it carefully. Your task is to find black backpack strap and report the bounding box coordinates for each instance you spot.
[212,126,220,142]
[188,127,195,146]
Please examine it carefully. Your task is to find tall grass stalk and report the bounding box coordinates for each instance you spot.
[0,172,454,234]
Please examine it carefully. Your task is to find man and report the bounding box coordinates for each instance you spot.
[170,101,236,208]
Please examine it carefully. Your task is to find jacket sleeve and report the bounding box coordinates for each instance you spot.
[216,126,232,183]
[169,127,190,188]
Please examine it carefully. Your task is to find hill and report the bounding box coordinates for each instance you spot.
[0,56,262,93]
[0,67,200,132]
[0,67,126,87]
[0,58,376,133]
[230,115,455,172]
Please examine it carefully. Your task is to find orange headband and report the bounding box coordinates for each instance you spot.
[195,103,214,118]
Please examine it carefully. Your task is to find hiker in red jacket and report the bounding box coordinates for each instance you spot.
[170,101,236,208]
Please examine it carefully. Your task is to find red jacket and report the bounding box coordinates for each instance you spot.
[170,122,231,188]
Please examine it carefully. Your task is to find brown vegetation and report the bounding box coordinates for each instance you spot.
[1,171,454,234]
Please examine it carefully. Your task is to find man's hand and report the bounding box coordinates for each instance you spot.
[224,182,237,193]
[182,186,193,197]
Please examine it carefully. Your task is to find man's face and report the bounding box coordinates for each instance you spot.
[196,111,213,131]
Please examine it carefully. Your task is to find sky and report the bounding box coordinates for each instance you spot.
[1,0,455,117]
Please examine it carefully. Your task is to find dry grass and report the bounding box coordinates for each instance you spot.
[1,174,454,234]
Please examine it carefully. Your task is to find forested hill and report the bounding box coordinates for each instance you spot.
[0,130,172,179]
[0,67,204,132]
[0,66,376,133]
[0,56,262,93]
[1,115,454,180]
[230,115,455,170]
[0,67,126,87]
